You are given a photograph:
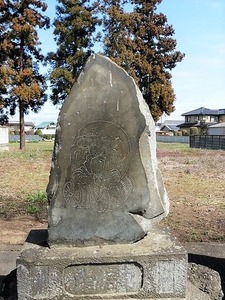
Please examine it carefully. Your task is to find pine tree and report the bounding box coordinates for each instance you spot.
[0,0,50,149]
[47,0,100,105]
[102,0,185,121]
[101,0,138,80]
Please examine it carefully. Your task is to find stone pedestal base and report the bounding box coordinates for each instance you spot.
[17,228,188,300]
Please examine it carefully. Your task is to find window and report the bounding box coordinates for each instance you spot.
[186,116,191,122]
[210,116,218,122]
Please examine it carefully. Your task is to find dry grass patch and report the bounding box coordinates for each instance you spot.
[158,143,225,242]
[0,141,224,243]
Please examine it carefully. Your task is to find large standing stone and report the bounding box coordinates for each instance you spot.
[17,55,199,299]
[47,54,169,245]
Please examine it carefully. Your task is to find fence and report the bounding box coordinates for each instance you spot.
[9,135,42,142]
[156,136,189,144]
[190,135,225,150]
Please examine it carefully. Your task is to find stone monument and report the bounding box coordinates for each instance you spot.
[47,54,169,246]
[17,54,205,299]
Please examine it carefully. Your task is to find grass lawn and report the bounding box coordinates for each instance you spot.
[0,141,224,242]
[0,142,53,219]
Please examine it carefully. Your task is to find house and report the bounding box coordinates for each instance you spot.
[155,122,162,133]
[6,121,34,135]
[36,121,57,135]
[178,107,225,134]
[208,122,225,135]
[159,120,183,136]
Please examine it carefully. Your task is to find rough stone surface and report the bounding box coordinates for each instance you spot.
[17,228,187,300]
[47,54,169,245]
[188,263,224,300]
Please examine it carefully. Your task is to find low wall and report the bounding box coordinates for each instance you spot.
[156,136,189,143]
[0,127,9,151]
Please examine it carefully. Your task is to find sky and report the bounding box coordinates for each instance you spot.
[10,0,225,125]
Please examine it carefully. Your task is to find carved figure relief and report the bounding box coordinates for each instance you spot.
[63,121,133,212]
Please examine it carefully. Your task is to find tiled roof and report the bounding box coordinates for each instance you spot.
[8,121,34,126]
[209,122,225,128]
[161,124,180,131]
[162,120,183,125]
[36,121,54,129]
[178,122,198,128]
[182,107,220,116]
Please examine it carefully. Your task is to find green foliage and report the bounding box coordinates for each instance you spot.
[0,0,50,149]
[101,0,185,121]
[190,127,198,136]
[47,0,184,121]
[199,121,208,136]
[43,134,54,140]
[47,0,100,105]
[174,131,181,136]
[34,129,43,136]
[26,191,47,217]
[181,130,188,136]
[27,191,47,203]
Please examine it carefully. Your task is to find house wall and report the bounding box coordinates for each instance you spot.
[185,116,196,123]
[219,115,225,122]
[185,115,219,123]
[7,124,19,133]
[208,127,225,135]
[24,125,34,134]
[0,127,9,151]
[41,128,56,135]
[6,123,34,134]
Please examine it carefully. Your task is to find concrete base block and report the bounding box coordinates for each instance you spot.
[17,228,188,300]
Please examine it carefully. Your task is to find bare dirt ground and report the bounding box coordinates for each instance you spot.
[0,216,47,245]
[0,142,225,245]
[158,144,225,242]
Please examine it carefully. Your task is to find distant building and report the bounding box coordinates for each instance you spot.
[178,107,225,134]
[5,121,34,135]
[35,121,57,135]
[156,120,183,136]
[155,122,162,133]
[160,120,183,135]
[208,122,225,135]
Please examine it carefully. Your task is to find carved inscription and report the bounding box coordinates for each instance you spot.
[154,260,186,295]
[63,263,142,296]
[63,121,133,212]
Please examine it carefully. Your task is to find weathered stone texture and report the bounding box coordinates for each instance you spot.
[17,55,190,300]
[188,263,224,300]
[47,54,169,245]
[17,228,187,300]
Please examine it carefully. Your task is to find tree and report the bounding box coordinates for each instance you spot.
[47,0,100,105]
[0,0,50,149]
[101,0,137,78]
[101,0,185,121]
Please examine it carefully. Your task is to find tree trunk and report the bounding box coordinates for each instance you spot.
[19,101,25,150]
